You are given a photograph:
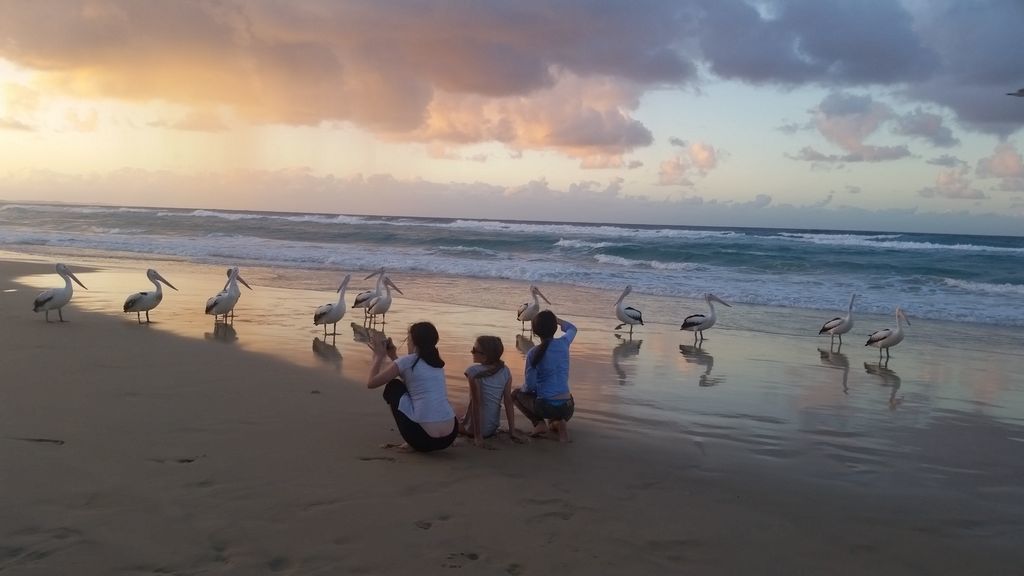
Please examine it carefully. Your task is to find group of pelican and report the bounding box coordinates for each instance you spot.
[311,268,403,336]
[818,293,911,359]
[613,285,731,342]
[32,263,403,334]
[531,284,911,359]
[33,263,911,360]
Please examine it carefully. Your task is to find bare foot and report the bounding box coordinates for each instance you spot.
[530,423,548,438]
[553,421,571,443]
[380,442,413,452]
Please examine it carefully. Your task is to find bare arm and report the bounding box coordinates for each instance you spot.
[503,372,517,437]
[467,376,484,446]
[367,335,400,389]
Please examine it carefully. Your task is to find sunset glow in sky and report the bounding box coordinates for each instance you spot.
[1,1,1023,234]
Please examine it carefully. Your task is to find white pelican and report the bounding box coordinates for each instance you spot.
[205,267,252,322]
[865,307,910,360]
[352,267,385,317]
[680,293,731,342]
[517,285,551,330]
[366,276,403,324]
[818,293,857,346]
[613,285,643,335]
[33,263,88,322]
[313,274,351,337]
[123,268,178,324]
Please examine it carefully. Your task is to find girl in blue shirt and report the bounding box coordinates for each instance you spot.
[512,310,576,442]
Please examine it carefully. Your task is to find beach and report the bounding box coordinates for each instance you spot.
[2,252,1023,575]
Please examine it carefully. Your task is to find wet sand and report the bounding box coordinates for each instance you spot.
[2,254,1023,575]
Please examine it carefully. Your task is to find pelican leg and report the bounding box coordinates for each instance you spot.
[146,310,151,323]
[330,322,338,336]
[837,334,843,345]
[698,331,704,342]
[59,308,66,322]
[629,324,633,336]
[885,348,891,360]
[614,323,624,330]
[137,312,143,324]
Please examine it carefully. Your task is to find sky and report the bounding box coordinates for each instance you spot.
[1,0,1023,235]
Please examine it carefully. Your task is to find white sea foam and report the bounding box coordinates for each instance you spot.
[594,254,700,271]
[943,278,1024,296]
[777,232,1024,253]
[554,238,621,249]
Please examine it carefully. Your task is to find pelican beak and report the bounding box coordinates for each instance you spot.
[238,275,253,290]
[536,288,552,304]
[364,267,384,280]
[337,275,352,292]
[157,273,178,291]
[386,278,403,295]
[712,294,731,307]
[69,272,88,290]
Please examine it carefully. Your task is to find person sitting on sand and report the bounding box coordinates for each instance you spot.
[512,310,576,442]
[460,335,517,447]
[367,322,458,452]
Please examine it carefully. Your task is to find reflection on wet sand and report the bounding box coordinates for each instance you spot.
[204,322,237,343]
[612,334,642,386]
[678,343,721,387]
[515,333,536,358]
[312,337,342,367]
[350,321,386,345]
[864,360,903,410]
[818,347,851,394]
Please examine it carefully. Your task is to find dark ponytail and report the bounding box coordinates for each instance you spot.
[409,322,445,369]
[530,310,558,368]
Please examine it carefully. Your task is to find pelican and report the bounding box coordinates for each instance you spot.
[123,268,177,324]
[818,293,856,346]
[865,307,910,360]
[680,293,731,342]
[517,285,551,330]
[613,285,643,335]
[205,267,252,322]
[352,267,385,318]
[313,274,351,337]
[366,276,403,324]
[33,263,87,322]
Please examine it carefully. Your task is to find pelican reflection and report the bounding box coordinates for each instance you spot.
[818,347,851,394]
[515,333,536,358]
[612,334,642,386]
[864,361,903,410]
[204,322,237,343]
[350,321,385,345]
[679,343,721,387]
[312,337,343,367]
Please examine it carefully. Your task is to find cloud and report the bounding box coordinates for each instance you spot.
[658,141,720,185]
[976,142,1024,179]
[669,137,687,147]
[792,92,912,163]
[0,0,696,162]
[149,109,229,132]
[927,154,965,168]
[918,165,986,200]
[974,142,1024,192]
[891,108,959,147]
[4,167,1022,234]
[697,0,938,85]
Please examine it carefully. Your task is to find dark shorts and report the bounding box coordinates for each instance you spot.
[383,379,457,452]
[511,388,575,426]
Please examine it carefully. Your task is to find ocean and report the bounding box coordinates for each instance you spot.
[2,202,1021,327]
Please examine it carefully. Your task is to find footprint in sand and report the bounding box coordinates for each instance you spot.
[442,552,479,568]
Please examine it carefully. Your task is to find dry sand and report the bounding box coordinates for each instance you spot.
[2,257,1021,575]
